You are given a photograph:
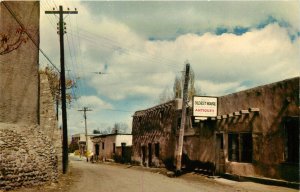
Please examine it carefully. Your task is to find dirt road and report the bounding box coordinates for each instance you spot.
[67,157,297,192]
[68,159,230,192]
[10,156,298,192]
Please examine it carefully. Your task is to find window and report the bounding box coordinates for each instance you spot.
[228,132,252,163]
[240,133,252,162]
[228,133,239,161]
[102,142,105,150]
[113,143,116,153]
[284,117,299,163]
[155,143,160,157]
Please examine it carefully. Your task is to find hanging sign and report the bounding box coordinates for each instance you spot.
[193,96,218,117]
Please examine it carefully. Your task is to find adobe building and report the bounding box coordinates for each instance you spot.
[132,77,299,182]
[91,132,132,163]
[132,99,182,168]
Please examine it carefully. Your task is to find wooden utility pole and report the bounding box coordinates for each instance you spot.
[78,107,92,162]
[45,6,78,174]
[176,62,190,172]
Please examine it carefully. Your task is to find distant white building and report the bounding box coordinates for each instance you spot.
[71,133,100,155]
[91,133,132,162]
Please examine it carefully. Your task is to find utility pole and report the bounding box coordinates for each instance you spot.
[176,62,190,173]
[78,107,92,162]
[45,6,78,174]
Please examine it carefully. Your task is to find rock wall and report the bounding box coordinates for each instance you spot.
[39,73,62,171]
[0,123,58,191]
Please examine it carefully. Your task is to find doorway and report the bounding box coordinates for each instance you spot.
[148,143,152,167]
[142,146,146,165]
[215,133,225,175]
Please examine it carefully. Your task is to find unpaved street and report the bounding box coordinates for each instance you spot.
[67,157,298,192]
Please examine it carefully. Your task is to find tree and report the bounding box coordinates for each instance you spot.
[40,66,74,104]
[158,86,173,103]
[40,66,75,120]
[93,129,101,134]
[158,65,203,103]
[111,122,128,134]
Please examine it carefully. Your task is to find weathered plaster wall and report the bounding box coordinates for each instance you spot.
[132,100,179,167]
[182,121,215,171]
[186,77,299,181]
[217,77,299,181]
[0,1,39,124]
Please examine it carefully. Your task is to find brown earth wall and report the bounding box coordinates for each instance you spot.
[0,1,40,124]
[132,100,178,168]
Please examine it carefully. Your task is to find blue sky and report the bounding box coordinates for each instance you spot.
[39,0,300,136]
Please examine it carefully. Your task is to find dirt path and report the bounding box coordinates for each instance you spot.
[9,156,298,192]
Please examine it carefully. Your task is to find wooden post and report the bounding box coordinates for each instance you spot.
[176,63,190,172]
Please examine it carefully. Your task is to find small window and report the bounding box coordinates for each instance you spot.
[240,133,252,163]
[155,143,160,157]
[284,118,299,163]
[228,133,239,161]
[113,143,116,153]
[228,132,252,163]
[102,142,105,150]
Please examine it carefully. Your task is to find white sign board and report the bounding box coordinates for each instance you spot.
[193,96,218,117]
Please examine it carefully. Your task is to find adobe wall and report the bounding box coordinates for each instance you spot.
[0,1,39,124]
[132,100,178,168]
[186,77,299,181]
[217,77,299,181]
[182,121,216,172]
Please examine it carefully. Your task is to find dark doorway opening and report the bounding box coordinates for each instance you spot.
[148,143,152,166]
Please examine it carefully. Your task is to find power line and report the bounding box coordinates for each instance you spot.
[2,1,60,72]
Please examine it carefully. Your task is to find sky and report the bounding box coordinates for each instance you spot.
[39,0,300,136]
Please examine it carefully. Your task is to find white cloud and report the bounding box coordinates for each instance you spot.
[40,1,300,131]
[77,95,113,110]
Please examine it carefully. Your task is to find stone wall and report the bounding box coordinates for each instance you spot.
[39,73,62,171]
[0,123,58,191]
